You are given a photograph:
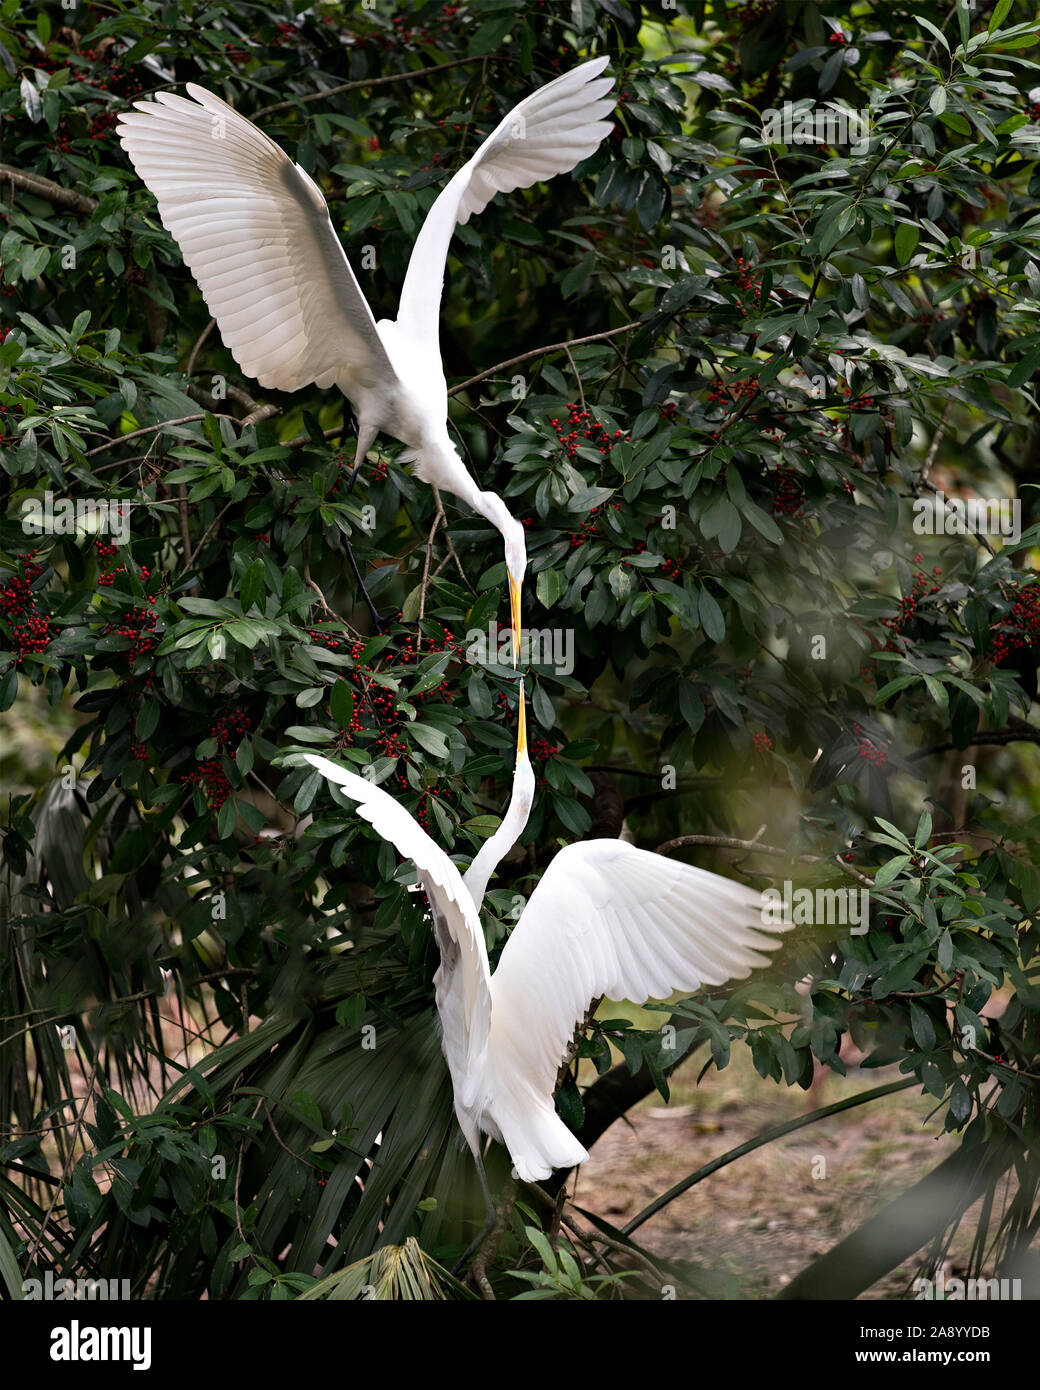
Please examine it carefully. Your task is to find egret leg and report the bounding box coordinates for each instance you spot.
[450,1148,497,1277]
[338,418,387,631]
[341,538,388,633]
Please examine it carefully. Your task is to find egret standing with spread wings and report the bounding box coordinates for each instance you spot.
[304,692,791,1189]
[116,61,617,662]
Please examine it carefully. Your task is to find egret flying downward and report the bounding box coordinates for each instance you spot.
[116,61,617,662]
[303,691,792,1190]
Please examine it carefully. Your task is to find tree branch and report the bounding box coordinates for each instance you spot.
[909,726,1040,761]
[0,163,97,215]
[448,323,639,396]
[254,57,492,118]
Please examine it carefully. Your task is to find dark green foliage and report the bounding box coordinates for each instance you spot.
[2,0,1040,1298]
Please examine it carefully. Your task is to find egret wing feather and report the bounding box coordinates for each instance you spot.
[116,85,396,396]
[397,57,615,339]
[304,755,491,1101]
[485,840,791,1178]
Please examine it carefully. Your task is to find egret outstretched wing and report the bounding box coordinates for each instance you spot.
[116,85,395,395]
[396,57,615,340]
[304,755,491,1099]
[486,840,790,1165]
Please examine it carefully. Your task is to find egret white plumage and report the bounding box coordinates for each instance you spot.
[116,60,617,661]
[303,691,792,1189]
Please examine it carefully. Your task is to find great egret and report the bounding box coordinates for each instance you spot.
[116,60,617,661]
[303,691,792,1191]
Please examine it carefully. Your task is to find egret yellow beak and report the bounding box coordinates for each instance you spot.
[508,573,522,668]
[516,678,527,764]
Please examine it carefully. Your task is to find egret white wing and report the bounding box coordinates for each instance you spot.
[304,755,491,1097]
[485,840,790,1178]
[396,58,615,339]
[117,85,396,395]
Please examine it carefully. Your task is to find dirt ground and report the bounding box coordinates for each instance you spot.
[572,1045,988,1299]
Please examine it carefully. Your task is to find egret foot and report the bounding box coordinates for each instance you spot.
[449,1149,496,1282]
[466,1174,517,1300]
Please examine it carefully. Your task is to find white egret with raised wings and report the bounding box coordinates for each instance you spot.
[116,61,617,660]
[303,692,791,1192]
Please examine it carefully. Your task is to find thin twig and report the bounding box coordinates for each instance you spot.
[655,834,875,887]
[418,497,444,624]
[563,342,586,414]
[918,479,997,557]
[185,317,216,376]
[448,323,639,396]
[84,414,208,456]
[921,399,952,485]
[254,57,491,118]
[909,727,1040,761]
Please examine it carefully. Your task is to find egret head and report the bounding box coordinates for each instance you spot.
[503,519,527,669]
[514,677,536,810]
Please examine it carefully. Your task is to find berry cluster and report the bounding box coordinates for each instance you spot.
[858,739,889,766]
[707,376,759,406]
[529,736,559,764]
[990,582,1040,664]
[100,603,157,672]
[334,628,464,759]
[211,710,253,746]
[0,552,52,662]
[752,732,773,753]
[185,757,233,811]
[735,256,762,315]
[880,557,942,641]
[569,506,603,549]
[308,618,343,651]
[550,404,630,460]
[351,5,464,52]
[34,43,148,146]
[772,467,805,518]
[566,501,624,549]
[839,382,877,412]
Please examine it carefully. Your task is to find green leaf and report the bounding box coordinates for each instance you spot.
[410,723,449,759]
[698,588,726,643]
[536,568,564,608]
[331,680,354,728]
[916,13,950,50]
[910,1002,936,1050]
[895,222,920,265]
[532,682,555,729]
[240,558,266,613]
[217,797,238,840]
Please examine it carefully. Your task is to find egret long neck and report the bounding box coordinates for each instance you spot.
[464,770,533,912]
[464,692,534,912]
